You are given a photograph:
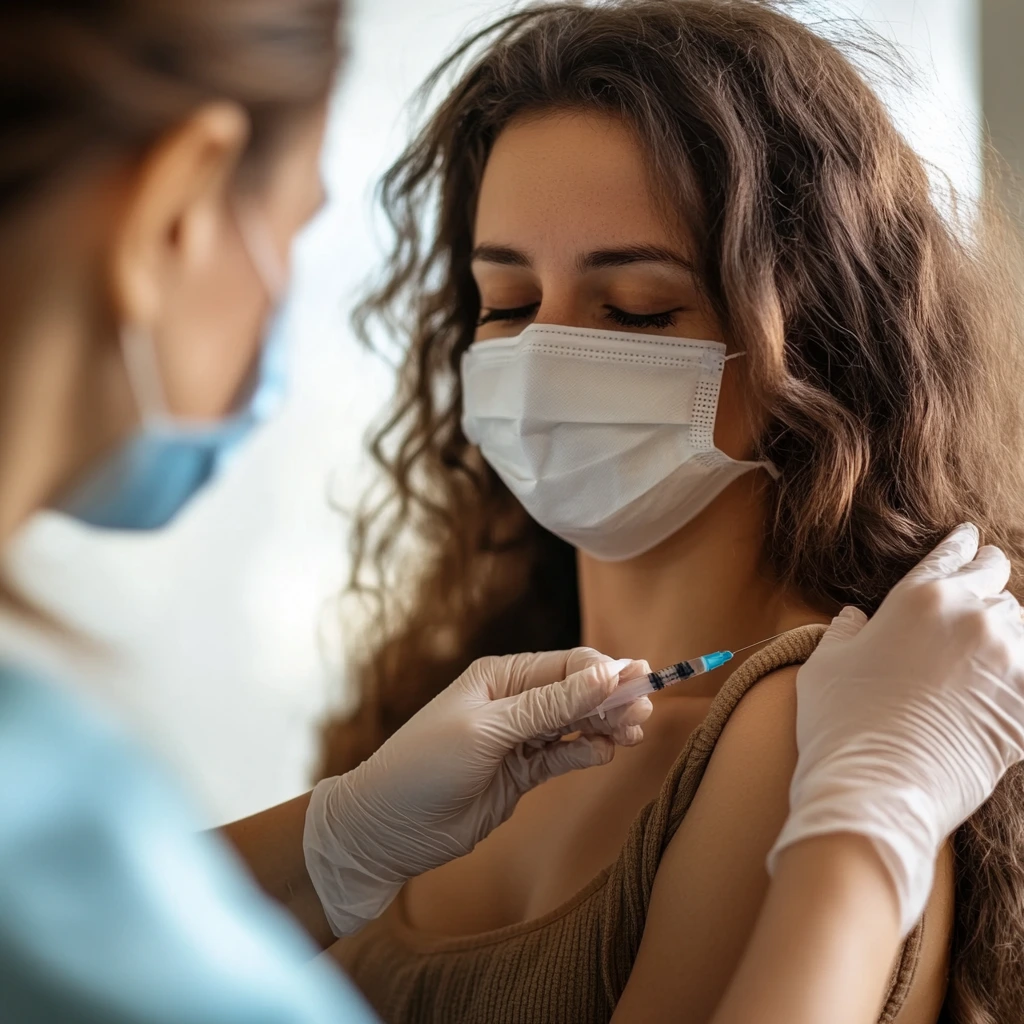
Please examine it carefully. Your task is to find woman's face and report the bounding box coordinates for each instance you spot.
[471,109,754,461]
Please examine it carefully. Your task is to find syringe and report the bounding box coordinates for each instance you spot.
[595,630,795,717]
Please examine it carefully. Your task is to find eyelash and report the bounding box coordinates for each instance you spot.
[476,302,539,326]
[604,306,681,330]
[476,303,683,329]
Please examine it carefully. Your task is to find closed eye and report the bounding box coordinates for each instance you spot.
[476,302,540,327]
[604,305,684,330]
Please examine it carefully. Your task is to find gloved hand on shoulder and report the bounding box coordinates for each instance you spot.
[769,524,1024,935]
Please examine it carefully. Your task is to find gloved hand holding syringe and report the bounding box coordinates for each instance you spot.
[304,647,652,937]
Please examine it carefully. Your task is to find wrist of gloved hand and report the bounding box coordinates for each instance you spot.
[303,770,414,937]
[767,754,945,936]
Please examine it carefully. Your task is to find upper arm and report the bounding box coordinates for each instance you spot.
[610,667,950,1024]
[611,667,800,1024]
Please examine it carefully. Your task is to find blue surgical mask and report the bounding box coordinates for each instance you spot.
[59,209,290,531]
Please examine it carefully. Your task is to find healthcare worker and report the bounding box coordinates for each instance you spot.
[2,3,1024,1023]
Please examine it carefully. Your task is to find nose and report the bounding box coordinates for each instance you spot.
[530,290,586,331]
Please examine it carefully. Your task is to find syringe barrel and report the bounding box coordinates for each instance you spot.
[593,651,733,717]
[593,674,654,715]
[654,657,703,686]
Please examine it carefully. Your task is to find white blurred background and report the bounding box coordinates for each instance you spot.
[0,0,1003,824]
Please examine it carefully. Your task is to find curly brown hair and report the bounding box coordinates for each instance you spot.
[322,2,1024,1019]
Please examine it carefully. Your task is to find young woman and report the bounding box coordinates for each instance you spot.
[322,2,1024,1022]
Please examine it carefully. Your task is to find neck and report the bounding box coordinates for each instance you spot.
[0,316,87,545]
[578,474,827,697]
[0,206,133,548]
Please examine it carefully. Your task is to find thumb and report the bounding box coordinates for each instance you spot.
[497,659,632,742]
[564,647,610,674]
[816,606,868,651]
[534,735,615,778]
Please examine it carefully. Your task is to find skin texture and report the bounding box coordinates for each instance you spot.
[327,110,954,1022]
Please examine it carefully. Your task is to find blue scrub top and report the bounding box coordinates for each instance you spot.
[0,660,378,1023]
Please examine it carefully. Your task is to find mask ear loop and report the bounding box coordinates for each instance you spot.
[721,350,782,480]
[233,203,288,302]
[120,323,172,427]
[714,348,781,479]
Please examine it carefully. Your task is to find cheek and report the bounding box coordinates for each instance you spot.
[159,237,267,419]
[712,362,759,460]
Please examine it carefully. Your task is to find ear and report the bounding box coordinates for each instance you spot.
[110,101,251,334]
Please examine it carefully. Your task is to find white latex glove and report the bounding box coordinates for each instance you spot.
[768,524,1024,935]
[304,648,652,936]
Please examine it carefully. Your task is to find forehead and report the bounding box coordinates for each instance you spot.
[473,109,685,255]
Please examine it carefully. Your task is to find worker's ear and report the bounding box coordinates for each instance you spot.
[109,102,250,334]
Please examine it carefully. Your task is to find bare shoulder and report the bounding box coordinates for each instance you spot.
[714,662,801,778]
[610,665,801,1021]
[610,663,950,1023]
[726,665,952,1023]
[712,664,951,1024]
[681,662,802,831]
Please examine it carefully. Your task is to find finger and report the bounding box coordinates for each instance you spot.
[537,690,652,747]
[471,650,573,701]
[509,735,615,792]
[603,691,655,730]
[476,647,631,701]
[575,713,650,747]
[541,735,616,776]
[982,591,1024,638]
[564,651,650,696]
[558,658,650,740]
[951,545,1012,599]
[987,589,1024,611]
[576,694,653,744]
[814,605,868,651]
[614,723,647,747]
[496,659,632,741]
[901,523,979,583]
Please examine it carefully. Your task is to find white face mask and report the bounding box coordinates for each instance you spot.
[460,323,777,561]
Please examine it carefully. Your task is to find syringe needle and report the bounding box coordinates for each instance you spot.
[728,629,794,656]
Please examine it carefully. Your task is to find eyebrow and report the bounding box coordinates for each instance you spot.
[469,243,694,273]
[577,245,694,273]
[470,244,533,267]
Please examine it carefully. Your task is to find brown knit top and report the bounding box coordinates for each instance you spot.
[335,626,923,1023]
